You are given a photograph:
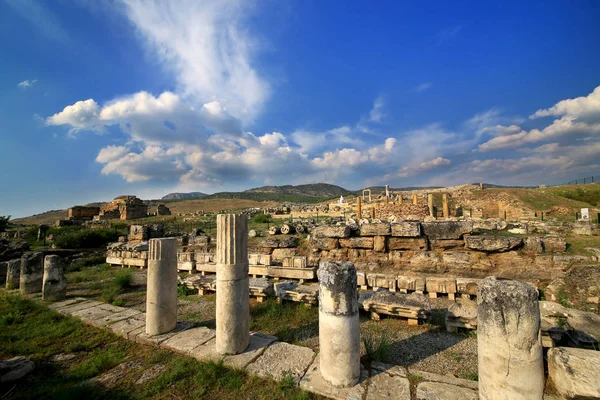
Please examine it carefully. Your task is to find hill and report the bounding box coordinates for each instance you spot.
[245,183,352,198]
[161,192,208,200]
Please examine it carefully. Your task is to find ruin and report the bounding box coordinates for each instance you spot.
[146,238,178,336]
[42,255,66,300]
[96,195,148,221]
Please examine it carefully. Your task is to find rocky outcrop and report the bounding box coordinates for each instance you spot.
[464,235,523,252]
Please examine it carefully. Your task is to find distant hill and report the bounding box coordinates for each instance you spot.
[162,192,208,200]
[245,183,352,198]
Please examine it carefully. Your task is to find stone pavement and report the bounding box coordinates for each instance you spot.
[48,297,479,399]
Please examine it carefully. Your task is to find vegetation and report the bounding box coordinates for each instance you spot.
[0,215,10,232]
[206,191,333,204]
[251,213,273,224]
[362,326,392,363]
[54,228,119,249]
[250,299,318,344]
[554,185,600,207]
[0,293,318,400]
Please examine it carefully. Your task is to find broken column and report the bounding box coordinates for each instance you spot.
[413,193,418,205]
[216,214,250,355]
[385,185,390,198]
[5,259,20,289]
[19,252,43,294]
[356,197,362,219]
[146,238,178,336]
[42,255,67,300]
[370,207,376,219]
[442,193,449,218]
[427,194,434,217]
[317,261,360,387]
[477,276,544,400]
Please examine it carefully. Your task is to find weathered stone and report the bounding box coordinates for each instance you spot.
[366,274,397,291]
[360,223,391,236]
[19,252,44,294]
[406,368,478,390]
[246,342,315,382]
[428,239,464,250]
[311,237,339,251]
[456,278,480,295]
[0,357,35,383]
[572,221,595,236]
[388,237,427,251]
[42,255,67,300]
[271,248,297,261]
[416,382,478,400]
[446,298,477,332]
[397,275,426,293]
[367,362,410,400]
[524,236,544,253]
[543,235,567,253]
[216,214,250,355]
[312,225,352,239]
[339,237,374,249]
[146,238,178,336]
[539,301,600,348]
[373,236,386,253]
[318,261,360,387]
[465,235,523,252]
[548,347,600,399]
[360,291,430,323]
[426,277,457,295]
[390,221,421,237]
[161,327,215,354]
[421,221,473,240]
[299,356,368,400]
[477,276,544,400]
[5,259,20,289]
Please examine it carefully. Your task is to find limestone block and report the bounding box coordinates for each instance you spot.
[408,252,441,272]
[524,236,544,253]
[312,225,351,239]
[390,221,421,237]
[465,235,523,252]
[428,239,465,250]
[572,221,595,236]
[271,248,297,262]
[367,363,410,400]
[366,273,397,291]
[19,252,44,294]
[339,237,374,249]
[421,221,473,239]
[360,291,431,322]
[539,301,600,348]
[246,342,315,383]
[416,382,478,400]
[373,236,387,253]
[300,356,368,400]
[5,259,20,289]
[397,275,426,293]
[456,278,480,295]
[446,298,477,331]
[357,272,366,287]
[426,277,457,294]
[360,223,391,236]
[543,235,567,253]
[42,255,67,300]
[255,236,299,248]
[311,237,339,251]
[388,237,427,251]
[548,347,600,400]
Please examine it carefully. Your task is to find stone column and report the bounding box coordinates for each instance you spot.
[398,195,403,204]
[370,208,376,219]
[385,185,390,198]
[356,197,362,219]
[42,255,67,300]
[442,193,449,218]
[427,194,434,217]
[318,261,360,387]
[477,276,544,400]
[146,238,178,336]
[5,259,20,289]
[413,193,418,205]
[19,252,44,294]
[216,214,250,355]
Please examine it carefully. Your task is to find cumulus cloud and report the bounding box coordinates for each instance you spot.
[17,79,37,88]
[394,157,451,178]
[119,0,269,122]
[530,86,600,122]
[46,99,101,135]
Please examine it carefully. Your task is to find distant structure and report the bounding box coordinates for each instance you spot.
[156,204,172,216]
[95,195,148,221]
[67,206,100,221]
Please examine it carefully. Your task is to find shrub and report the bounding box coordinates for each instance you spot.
[113,270,133,289]
[251,213,272,224]
[0,215,10,232]
[362,327,392,363]
[54,228,118,249]
[67,255,106,273]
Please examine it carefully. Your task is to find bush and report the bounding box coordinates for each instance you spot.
[362,327,392,363]
[67,255,106,273]
[251,213,272,224]
[0,215,10,232]
[113,270,133,289]
[54,228,118,249]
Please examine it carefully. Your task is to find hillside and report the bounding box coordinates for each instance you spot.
[12,209,68,226]
[161,192,208,200]
[245,183,352,198]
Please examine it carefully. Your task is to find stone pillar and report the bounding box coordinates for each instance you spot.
[413,193,418,205]
[356,197,362,219]
[398,195,403,204]
[146,238,178,336]
[427,194,434,217]
[477,276,544,400]
[370,208,376,219]
[385,185,390,198]
[42,255,67,300]
[216,214,250,355]
[5,259,20,289]
[442,193,449,218]
[19,252,43,294]
[318,261,360,387]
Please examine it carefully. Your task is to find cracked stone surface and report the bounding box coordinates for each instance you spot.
[109,313,146,339]
[161,327,216,354]
[246,342,315,382]
[416,381,478,400]
[136,322,192,345]
[299,355,367,400]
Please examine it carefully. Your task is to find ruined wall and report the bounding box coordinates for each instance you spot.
[68,206,100,220]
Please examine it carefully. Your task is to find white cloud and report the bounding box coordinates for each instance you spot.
[46,99,101,136]
[394,157,451,178]
[17,79,37,88]
[96,145,130,163]
[119,0,269,121]
[416,82,432,92]
[369,96,385,122]
[530,86,600,122]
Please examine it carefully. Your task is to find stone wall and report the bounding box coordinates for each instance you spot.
[67,206,100,220]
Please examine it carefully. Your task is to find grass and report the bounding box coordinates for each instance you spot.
[362,326,392,363]
[564,235,600,256]
[250,299,318,344]
[0,293,320,400]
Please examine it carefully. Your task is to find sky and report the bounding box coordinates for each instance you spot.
[1,0,600,218]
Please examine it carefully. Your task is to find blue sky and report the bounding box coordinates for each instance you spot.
[2,0,600,218]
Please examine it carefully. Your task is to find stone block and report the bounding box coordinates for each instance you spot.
[271,248,297,262]
[366,273,397,291]
[524,236,544,253]
[428,239,465,250]
[246,342,315,383]
[465,235,523,252]
[339,237,374,249]
[161,327,216,354]
[456,278,480,295]
[421,221,473,239]
[425,277,457,294]
[360,223,391,236]
[388,237,427,251]
[299,356,368,400]
[416,382,478,400]
[548,347,600,400]
[312,226,351,239]
[373,236,387,253]
[397,275,426,293]
[543,235,567,253]
[390,221,421,237]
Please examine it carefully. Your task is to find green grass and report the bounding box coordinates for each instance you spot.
[0,293,321,400]
[564,235,600,256]
[250,299,318,344]
[362,326,392,363]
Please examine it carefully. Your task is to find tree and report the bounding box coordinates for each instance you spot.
[0,215,10,232]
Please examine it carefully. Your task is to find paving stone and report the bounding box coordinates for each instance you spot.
[246,342,315,382]
[47,297,86,310]
[223,333,277,369]
[136,322,192,345]
[94,308,142,327]
[299,355,366,400]
[408,368,478,390]
[161,327,216,354]
[188,338,222,362]
[367,369,410,399]
[56,300,103,315]
[416,381,478,400]
[109,314,146,339]
[71,305,115,324]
